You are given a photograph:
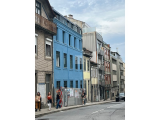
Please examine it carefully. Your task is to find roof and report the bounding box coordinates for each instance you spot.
[52,9,80,28]
[111,51,120,56]
[46,0,56,17]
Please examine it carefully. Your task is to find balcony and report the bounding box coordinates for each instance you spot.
[83,50,92,57]
[113,75,117,81]
[120,66,124,71]
[121,75,125,80]
[98,49,104,56]
[99,65,105,71]
[35,13,57,35]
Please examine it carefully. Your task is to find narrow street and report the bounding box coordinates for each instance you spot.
[36,101,125,120]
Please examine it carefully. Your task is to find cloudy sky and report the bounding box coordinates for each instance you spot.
[49,0,125,62]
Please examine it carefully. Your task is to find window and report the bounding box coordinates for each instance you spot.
[64,81,67,88]
[74,38,76,48]
[46,39,52,57]
[35,36,37,54]
[80,80,82,88]
[87,60,89,71]
[64,53,67,68]
[112,59,116,64]
[120,71,123,76]
[80,58,82,70]
[56,51,60,67]
[75,57,78,69]
[76,81,78,88]
[57,81,60,89]
[70,55,73,69]
[69,35,71,46]
[36,1,41,15]
[46,74,51,96]
[112,93,114,97]
[84,59,86,71]
[63,31,65,43]
[70,81,73,88]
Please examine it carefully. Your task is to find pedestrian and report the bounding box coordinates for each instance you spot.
[47,92,53,111]
[81,90,86,105]
[56,92,61,109]
[35,92,41,112]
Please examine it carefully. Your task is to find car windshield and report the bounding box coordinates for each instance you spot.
[119,93,124,96]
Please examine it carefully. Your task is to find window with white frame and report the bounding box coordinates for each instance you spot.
[45,38,52,57]
[56,51,60,67]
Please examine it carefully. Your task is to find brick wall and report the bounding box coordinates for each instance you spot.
[35,29,52,83]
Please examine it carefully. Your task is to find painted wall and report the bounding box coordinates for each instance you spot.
[83,56,90,99]
[53,18,83,89]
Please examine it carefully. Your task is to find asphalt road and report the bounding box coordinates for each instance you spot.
[36,101,125,120]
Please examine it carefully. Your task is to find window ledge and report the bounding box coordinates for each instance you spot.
[69,69,73,71]
[56,67,61,70]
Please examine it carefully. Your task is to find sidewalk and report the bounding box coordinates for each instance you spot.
[35,100,115,118]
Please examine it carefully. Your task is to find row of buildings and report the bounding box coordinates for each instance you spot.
[35,0,125,105]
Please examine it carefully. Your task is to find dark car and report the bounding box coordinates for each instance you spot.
[116,93,125,102]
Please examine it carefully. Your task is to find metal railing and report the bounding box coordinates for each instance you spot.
[35,13,57,34]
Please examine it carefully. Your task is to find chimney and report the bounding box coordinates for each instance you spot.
[68,14,73,18]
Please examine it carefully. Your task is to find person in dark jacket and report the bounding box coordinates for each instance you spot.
[56,92,61,109]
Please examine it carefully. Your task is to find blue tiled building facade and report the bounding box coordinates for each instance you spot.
[53,10,83,89]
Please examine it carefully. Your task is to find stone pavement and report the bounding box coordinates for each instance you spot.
[35,100,115,118]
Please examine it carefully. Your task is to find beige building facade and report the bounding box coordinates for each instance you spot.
[35,0,57,107]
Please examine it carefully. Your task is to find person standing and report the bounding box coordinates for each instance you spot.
[47,92,53,111]
[35,92,41,111]
[81,90,86,105]
[56,92,61,109]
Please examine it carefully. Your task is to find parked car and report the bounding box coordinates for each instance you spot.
[116,93,125,102]
[119,93,125,101]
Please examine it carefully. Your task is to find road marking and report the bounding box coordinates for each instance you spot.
[107,103,124,108]
[99,109,104,111]
[92,111,98,114]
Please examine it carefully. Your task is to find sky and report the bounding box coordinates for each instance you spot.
[49,0,125,62]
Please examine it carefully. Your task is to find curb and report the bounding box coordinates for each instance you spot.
[35,100,115,118]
